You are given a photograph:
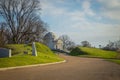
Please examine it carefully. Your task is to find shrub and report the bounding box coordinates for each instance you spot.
[70,47,87,56]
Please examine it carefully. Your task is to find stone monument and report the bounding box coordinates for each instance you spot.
[43,32,63,50]
[32,42,37,56]
[0,48,11,58]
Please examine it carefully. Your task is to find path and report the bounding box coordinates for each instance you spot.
[0,54,120,80]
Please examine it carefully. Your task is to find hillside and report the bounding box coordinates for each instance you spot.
[70,47,118,59]
[0,42,64,68]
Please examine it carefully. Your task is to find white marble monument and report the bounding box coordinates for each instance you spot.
[32,42,37,56]
[43,32,63,50]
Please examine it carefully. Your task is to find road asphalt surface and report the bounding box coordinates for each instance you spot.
[0,54,120,80]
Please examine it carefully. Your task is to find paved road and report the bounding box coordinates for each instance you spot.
[0,54,120,80]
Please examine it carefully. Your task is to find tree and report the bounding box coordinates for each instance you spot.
[114,40,120,49]
[81,41,91,47]
[0,22,7,46]
[103,40,120,51]
[99,45,102,48]
[59,35,70,50]
[59,35,75,50]
[67,41,76,51]
[0,0,47,44]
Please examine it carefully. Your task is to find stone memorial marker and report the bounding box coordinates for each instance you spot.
[0,48,11,58]
[32,42,37,56]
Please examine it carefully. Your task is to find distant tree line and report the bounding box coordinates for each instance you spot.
[0,0,48,46]
[102,40,120,51]
[81,41,91,47]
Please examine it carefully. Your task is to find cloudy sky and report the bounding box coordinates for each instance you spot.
[40,0,120,47]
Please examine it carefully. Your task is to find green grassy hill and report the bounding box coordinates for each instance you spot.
[70,47,118,59]
[5,44,32,55]
[0,42,64,68]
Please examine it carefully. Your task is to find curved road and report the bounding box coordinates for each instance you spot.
[0,54,120,80]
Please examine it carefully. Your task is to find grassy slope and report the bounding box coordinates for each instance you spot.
[70,47,120,64]
[70,47,118,59]
[0,42,64,68]
[5,44,32,55]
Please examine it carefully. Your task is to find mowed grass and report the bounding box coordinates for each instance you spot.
[5,44,32,55]
[0,42,64,68]
[70,47,120,64]
[107,59,120,64]
[70,47,118,59]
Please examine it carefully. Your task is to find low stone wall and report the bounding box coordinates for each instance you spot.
[0,48,11,58]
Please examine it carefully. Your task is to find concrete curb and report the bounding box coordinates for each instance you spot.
[0,60,66,71]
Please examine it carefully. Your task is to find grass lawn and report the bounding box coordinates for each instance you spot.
[70,47,118,59]
[107,59,120,64]
[80,47,118,59]
[70,47,120,64]
[0,42,64,68]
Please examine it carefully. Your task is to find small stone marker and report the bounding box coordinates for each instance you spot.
[0,48,11,58]
[32,42,37,56]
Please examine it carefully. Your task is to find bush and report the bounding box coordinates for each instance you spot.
[70,47,87,56]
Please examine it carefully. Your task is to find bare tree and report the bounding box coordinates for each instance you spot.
[59,35,70,50]
[0,0,47,44]
[0,22,7,46]
[103,40,120,51]
[67,41,76,51]
[81,41,91,47]
[59,35,75,50]
[0,26,4,46]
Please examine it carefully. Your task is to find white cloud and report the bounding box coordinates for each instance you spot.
[40,0,67,17]
[68,11,85,21]
[67,20,120,46]
[82,0,90,9]
[40,0,120,47]
[40,0,120,34]
[98,0,120,20]
[82,0,95,16]
[41,0,96,18]
[103,10,120,20]
[40,0,87,24]
[99,0,120,8]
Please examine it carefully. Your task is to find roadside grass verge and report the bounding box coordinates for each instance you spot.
[107,59,120,64]
[70,47,118,59]
[0,42,64,68]
[70,47,120,64]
